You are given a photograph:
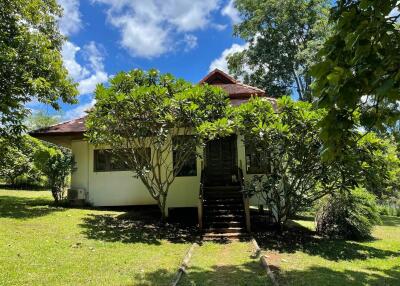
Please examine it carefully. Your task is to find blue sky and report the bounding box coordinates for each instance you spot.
[29,0,247,120]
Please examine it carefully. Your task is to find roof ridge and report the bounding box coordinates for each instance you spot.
[199,68,237,84]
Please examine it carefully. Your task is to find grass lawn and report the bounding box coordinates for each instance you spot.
[180,241,269,285]
[1,189,399,286]
[0,189,195,286]
[255,216,400,286]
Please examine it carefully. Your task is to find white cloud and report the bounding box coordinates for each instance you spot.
[64,98,96,120]
[111,16,170,57]
[213,23,228,31]
[58,0,82,36]
[78,71,108,95]
[61,41,90,80]
[183,34,198,51]
[209,43,248,73]
[92,0,220,57]
[222,0,240,24]
[83,42,106,72]
[166,0,219,32]
[61,41,109,95]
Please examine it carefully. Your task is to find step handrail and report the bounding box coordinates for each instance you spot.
[198,166,206,230]
[237,166,251,232]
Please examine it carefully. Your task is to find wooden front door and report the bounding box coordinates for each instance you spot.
[205,135,237,186]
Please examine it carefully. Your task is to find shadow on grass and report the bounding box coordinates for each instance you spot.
[131,269,176,286]
[131,261,400,286]
[0,195,65,219]
[80,207,199,245]
[277,265,400,286]
[132,262,268,286]
[254,220,399,262]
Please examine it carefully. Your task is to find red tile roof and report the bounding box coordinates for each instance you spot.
[31,69,275,137]
[200,69,265,98]
[30,116,86,136]
[199,68,238,84]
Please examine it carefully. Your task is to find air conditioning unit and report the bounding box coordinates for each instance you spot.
[67,188,87,201]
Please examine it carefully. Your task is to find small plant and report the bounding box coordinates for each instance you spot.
[316,187,381,240]
[35,146,76,204]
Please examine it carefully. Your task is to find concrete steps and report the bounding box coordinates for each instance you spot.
[202,232,249,241]
[202,184,247,239]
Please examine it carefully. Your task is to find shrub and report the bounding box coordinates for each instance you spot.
[378,204,400,217]
[35,146,75,203]
[316,187,381,240]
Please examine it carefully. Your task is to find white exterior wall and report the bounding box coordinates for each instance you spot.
[71,136,261,210]
[87,144,156,206]
[70,140,200,210]
[71,140,89,191]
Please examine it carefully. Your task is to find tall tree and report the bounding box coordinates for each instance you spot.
[311,0,400,158]
[0,135,46,186]
[86,69,229,220]
[227,0,330,100]
[0,141,33,185]
[0,0,78,136]
[26,110,60,131]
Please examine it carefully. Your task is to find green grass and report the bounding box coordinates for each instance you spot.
[1,189,399,286]
[180,241,269,285]
[0,190,193,286]
[256,216,400,286]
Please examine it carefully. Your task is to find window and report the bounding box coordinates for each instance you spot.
[94,149,129,172]
[245,145,264,174]
[173,136,197,177]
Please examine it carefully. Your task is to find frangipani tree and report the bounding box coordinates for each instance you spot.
[200,96,399,227]
[86,69,229,220]
[234,97,335,224]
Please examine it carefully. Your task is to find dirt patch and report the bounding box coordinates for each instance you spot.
[264,251,282,273]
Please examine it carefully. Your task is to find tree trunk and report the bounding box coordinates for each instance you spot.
[158,193,168,222]
[8,176,16,186]
[52,187,60,204]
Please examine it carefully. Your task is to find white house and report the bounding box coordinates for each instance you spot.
[31,69,276,235]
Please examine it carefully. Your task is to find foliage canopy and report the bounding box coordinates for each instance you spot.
[311,0,400,157]
[25,111,60,131]
[200,96,399,225]
[86,69,229,219]
[0,136,75,203]
[0,0,78,136]
[228,0,331,100]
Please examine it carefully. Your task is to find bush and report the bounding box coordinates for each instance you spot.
[316,187,381,240]
[378,204,400,217]
[35,147,75,204]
